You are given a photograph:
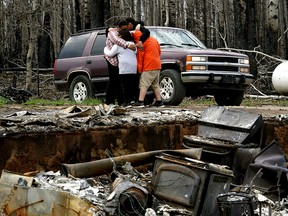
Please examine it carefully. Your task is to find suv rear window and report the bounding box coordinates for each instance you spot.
[58,33,91,59]
[91,33,106,55]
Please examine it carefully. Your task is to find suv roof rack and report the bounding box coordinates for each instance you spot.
[77,27,108,33]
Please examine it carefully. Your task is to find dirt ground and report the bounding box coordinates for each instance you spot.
[1,72,288,117]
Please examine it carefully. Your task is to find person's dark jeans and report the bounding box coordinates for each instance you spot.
[105,60,124,105]
[120,74,139,104]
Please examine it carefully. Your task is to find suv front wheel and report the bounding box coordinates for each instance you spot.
[69,75,94,103]
[159,69,186,105]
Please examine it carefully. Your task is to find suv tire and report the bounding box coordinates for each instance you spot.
[214,90,244,106]
[69,75,94,102]
[160,69,186,105]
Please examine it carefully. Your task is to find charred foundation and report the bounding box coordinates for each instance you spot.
[0,106,287,174]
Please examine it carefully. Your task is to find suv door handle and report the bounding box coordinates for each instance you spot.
[86,60,92,64]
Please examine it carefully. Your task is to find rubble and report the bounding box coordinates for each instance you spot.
[1,143,288,215]
[0,105,288,215]
[0,149,231,216]
[0,172,101,216]
[0,104,201,137]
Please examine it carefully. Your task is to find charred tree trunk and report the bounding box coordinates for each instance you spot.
[245,1,257,50]
[185,1,194,33]
[145,0,153,25]
[164,0,170,26]
[267,0,279,56]
[245,0,258,77]
[52,0,61,58]
[110,0,121,25]
[20,1,29,65]
[225,1,235,48]
[75,0,81,31]
[214,1,225,47]
[126,0,134,17]
[134,0,141,22]
[277,0,288,58]
[255,0,267,52]
[232,0,246,47]
[90,0,104,28]
[26,0,40,91]
[156,0,162,26]
[38,12,52,68]
[0,0,4,67]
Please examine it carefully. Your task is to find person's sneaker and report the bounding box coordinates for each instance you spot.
[132,101,145,108]
[120,103,132,108]
[150,100,164,107]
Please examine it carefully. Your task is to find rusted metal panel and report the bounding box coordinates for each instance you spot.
[0,170,34,187]
[0,182,100,215]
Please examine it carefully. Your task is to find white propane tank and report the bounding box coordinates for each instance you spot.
[272,61,288,95]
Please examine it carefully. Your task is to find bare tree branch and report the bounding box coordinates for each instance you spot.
[217,47,286,63]
[249,83,267,96]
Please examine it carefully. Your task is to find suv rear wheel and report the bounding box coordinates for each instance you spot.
[69,75,94,102]
[159,69,186,105]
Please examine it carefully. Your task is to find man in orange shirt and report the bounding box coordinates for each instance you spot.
[132,30,164,108]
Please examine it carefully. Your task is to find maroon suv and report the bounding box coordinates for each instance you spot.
[53,26,253,105]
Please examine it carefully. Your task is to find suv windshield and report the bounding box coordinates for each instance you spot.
[149,27,206,49]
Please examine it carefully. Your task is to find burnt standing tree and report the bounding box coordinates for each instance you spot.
[90,0,105,28]
[0,0,287,93]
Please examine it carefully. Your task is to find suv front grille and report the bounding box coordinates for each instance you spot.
[208,65,239,72]
[208,56,238,63]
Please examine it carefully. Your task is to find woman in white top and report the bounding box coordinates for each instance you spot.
[104,29,138,106]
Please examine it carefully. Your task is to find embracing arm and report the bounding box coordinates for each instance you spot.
[104,44,119,57]
[108,30,128,48]
[108,30,136,51]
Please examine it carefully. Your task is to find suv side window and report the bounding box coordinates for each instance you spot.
[91,33,106,55]
[58,33,91,59]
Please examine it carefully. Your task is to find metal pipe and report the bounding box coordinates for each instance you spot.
[61,148,202,178]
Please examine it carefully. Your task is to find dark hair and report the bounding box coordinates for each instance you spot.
[138,21,145,26]
[118,29,134,42]
[116,19,128,28]
[125,17,136,26]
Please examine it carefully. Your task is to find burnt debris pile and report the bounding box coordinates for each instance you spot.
[0,106,288,215]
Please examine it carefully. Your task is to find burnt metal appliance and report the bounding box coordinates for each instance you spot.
[197,106,264,145]
[151,153,234,216]
[183,106,264,183]
[217,192,257,216]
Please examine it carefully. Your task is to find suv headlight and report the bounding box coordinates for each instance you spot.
[240,58,249,64]
[187,56,207,62]
[186,65,206,70]
[186,56,207,70]
[240,67,250,73]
